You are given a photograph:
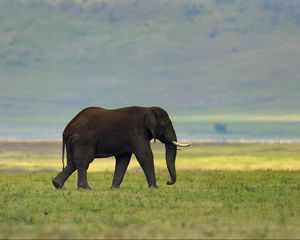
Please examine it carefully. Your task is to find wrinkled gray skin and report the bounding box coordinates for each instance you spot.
[52,106,178,190]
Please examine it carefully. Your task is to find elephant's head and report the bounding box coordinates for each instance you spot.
[144,107,190,185]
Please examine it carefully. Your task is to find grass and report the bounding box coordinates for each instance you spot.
[0,142,300,238]
[0,171,300,239]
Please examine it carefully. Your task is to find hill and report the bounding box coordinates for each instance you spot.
[0,0,300,139]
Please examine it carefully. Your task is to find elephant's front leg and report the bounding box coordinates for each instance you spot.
[111,152,132,188]
[134,142,157,188]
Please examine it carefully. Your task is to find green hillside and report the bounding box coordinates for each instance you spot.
[0,0,300,139]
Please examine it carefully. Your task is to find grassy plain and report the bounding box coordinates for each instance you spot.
[0,142,300,239]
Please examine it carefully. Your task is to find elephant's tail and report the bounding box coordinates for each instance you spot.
[62,136,65,170]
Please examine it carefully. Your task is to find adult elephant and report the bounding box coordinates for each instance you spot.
[52,106,190,190]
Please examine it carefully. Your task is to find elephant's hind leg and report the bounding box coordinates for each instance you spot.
[52,147,76,189]
[52,164,76,189]
[111,152,132,188]
[73,145,95,190]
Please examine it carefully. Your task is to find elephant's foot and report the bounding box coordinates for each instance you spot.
[111,184,120,189]
[78,185,91,191]
[77,184,91,191]
[52,179,63,190]
[148,184,158,188]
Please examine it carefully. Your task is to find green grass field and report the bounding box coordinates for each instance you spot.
[0,142,300,239]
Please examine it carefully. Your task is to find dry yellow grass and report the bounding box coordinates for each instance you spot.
[0,142,299,172]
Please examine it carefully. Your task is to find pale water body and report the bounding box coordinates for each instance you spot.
[1,121,300,143]
[173,121,300,143]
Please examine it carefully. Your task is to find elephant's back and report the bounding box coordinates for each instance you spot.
[63,106,144,140]
[63,107,107,135]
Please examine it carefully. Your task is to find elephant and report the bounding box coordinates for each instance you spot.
[52,106,190,190]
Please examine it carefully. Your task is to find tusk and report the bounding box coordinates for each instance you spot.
[177,147,182,151]
[172,141,191,147]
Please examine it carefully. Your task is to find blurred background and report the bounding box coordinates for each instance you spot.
[0,0,300,142]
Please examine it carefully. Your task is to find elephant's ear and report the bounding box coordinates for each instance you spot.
[144,110,158,143]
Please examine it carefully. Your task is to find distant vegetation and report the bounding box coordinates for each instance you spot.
[214,123,227,133]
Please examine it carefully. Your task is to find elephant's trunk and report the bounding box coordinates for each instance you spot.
[165,143,177,185]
